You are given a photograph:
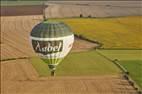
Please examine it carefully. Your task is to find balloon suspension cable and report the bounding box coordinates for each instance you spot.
[43,2,48,21]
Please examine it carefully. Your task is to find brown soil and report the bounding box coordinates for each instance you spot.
[1,5,47,16]
[72,37,97,52]
[1,59,137,94]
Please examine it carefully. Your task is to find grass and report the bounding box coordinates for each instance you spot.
[98,49,142,60]
[98,49,142,88]
[50,16,142,48]
[30,50,121,76]
[119,60,142,89]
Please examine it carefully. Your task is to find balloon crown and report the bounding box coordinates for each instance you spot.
[31,21,73,38]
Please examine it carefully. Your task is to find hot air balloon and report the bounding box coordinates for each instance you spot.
[30,21,74,76]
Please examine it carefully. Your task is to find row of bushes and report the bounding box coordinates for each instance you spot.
[96,51,142,93]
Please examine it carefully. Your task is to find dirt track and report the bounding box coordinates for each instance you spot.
[1,59,137,94]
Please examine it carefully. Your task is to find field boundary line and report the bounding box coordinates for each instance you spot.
[0,57,30,62]
[95,49,128,73]
[96,49,142,93]
[99,48,142,50]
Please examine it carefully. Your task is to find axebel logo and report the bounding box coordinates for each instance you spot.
[32,40,63,55]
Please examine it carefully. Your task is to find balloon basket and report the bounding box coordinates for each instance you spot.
[51,70,55,76]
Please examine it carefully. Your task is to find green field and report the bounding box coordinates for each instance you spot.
[51,16,142,48]
[30,50,121,76]
[119,60,142,88]
[98,50,142,88]
[98,50,142,60]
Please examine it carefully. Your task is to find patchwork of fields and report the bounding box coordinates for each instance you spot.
[31,49,142,89]
[31,50,121,76]
[98,50,142,88]
[1,16,96,60]
[1,1,142,93]
[1,15,141,93]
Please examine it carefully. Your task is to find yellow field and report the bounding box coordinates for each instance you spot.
[51,16,142,48]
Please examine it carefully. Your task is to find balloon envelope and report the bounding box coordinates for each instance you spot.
[30,21,74,71]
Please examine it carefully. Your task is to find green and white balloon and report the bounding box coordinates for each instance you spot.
[30,21,74,76]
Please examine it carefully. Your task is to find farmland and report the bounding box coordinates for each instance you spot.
[98,49,142,88]
[120,60,142,88]
[1,1,142,17]
[1,15,140,93]
[30,50,121,76]
[50,16,142,48]
[1,1,142,94]
[31,49,142,88]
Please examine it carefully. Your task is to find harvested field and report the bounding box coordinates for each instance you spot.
[72,37,98,52]
[1,5,46,16]
[1,1,142,17]
[1,60,137,94]
[45,1,142,18]
[1,59,38,81]
[1,16,41,60]
[0,16,97,60]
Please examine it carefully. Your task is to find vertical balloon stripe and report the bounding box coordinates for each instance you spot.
[42,58,63,65]
[54,25,60,65]
[49,24,53,65]
[53,25,56,65]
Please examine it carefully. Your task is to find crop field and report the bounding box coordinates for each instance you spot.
[31,49,142,89]
[98,50,142,88]
[30,50,121,76]
[1,15,139,93]
[1,59,136,94]
[1,16,97,60]
[1,1,142,93]
[51,16,142,48]
[3,16,142,59]
[97,50,142,60]
[120,60,142,88]
[1,53,137,94]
